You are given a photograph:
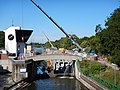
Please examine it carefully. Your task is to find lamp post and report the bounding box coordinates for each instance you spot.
[114,65,116,85]
[112,63,116,85]
[100,63,101,84]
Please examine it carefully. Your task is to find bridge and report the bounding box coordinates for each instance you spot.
[26,54,82,61]
[10,54,82,82]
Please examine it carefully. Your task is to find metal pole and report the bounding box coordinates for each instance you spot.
[90,61,91,76]
[114,65,116,85]
[100,63,101,84]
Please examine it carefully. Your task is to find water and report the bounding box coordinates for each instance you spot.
[0,74,13,89]
[24,77,88,90]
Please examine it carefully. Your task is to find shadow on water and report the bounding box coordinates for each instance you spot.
[0,74,13,89]
[0,65,13,89]
[24,77,88,90]
[0,65,11,75]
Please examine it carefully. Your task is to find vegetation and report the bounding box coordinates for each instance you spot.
[0,31,5,49]
[79,60,107,76]
[29,43,44,48]
[77,60,120,89]
[95,8,120,66]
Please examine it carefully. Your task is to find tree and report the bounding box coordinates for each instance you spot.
[54,37,72,49]
[98,8,120,66]
[95,24,102,33]
[0,31,5,49]
[88,36,100,54]
[44,41,52,48]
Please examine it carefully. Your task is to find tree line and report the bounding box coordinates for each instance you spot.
[0,31,5,49]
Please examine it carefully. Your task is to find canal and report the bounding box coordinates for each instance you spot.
[24,77,88,90]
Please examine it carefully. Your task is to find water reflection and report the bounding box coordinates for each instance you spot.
[25,77,88,90]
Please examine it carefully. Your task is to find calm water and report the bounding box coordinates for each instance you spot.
[24,77,88,90]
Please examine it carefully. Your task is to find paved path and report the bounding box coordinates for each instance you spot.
[26,54,82,61]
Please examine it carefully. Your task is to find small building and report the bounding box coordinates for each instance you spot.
[26,44,33,56]
[4,26,33,58]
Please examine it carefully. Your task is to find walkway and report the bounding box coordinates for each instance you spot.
[26,54,82,61]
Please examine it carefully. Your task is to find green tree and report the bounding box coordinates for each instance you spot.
[54,37,72,49]
[95,24,102,33]
[88,36,100,54]
[0,31,5,49]
[44,41,52,48]
[98,8,120,66]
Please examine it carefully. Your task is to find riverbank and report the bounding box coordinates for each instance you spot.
[75,61,108,90]
[76,60,120,90]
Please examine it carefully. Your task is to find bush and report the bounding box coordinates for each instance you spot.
[79,60,107,75]
[78,60,120,88]
[109,51,120,67]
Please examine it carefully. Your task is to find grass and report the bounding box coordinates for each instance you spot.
[77,60,120,89]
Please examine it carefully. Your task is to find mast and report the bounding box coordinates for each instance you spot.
[31,0,82,51]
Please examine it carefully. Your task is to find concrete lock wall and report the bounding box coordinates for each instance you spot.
[27,62,37,80]
[75,61,81,80]
[12,63,28,82]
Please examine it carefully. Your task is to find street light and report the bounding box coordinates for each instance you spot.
[112,63,116,85]
[100,63,101,82]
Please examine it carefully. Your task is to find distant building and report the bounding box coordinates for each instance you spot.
[4,26,33,58]
[26,44,33,56]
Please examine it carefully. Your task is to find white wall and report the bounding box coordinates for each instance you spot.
[4,26,20,54]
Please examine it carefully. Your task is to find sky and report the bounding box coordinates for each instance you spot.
[0,0,119,43]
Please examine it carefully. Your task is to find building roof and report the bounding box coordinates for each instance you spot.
[15,30,33,42]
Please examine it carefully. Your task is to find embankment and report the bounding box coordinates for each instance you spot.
[75,61,108,90]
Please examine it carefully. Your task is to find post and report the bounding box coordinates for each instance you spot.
[114,64,116,85]
[100,63,101,84]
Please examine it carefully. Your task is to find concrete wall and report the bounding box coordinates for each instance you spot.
[75,61,81,80]
[0,60,12,72]
[12,64,28,82]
